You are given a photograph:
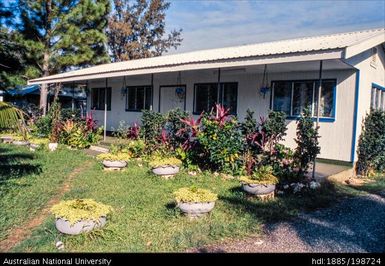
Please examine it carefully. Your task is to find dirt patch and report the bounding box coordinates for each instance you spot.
[345,177,375,187]
[0,160,93,252]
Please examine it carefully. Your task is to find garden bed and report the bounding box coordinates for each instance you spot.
[4,145,351,252]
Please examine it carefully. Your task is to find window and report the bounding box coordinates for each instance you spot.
[271,79,336,119]
[371,84,385,111]
[91,87,111,110]
[194,82,237,114]
[126,86,152,111]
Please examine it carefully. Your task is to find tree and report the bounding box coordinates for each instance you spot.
[293,108,320,179]
[107,0,182,62]
[14,0,111,115]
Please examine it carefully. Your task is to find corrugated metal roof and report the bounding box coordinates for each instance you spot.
[29,28,385,84]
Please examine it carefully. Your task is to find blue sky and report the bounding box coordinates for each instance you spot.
[165,0,385,53]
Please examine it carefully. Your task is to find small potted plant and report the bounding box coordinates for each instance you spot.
[96,152,131,170]
[0,135,13,143]
[239,165,278,195]
[174,186,218,218]
[51,199,113,235]
[149,157,182,178]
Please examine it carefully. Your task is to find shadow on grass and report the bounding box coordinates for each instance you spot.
[197,182,385,252]
[0,146,42,183]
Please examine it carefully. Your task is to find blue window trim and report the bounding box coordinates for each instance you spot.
[372,83,385,91]
[270,79,337,123]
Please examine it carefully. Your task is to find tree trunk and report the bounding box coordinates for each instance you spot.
[39,51,50,116]
[53,83,61,102]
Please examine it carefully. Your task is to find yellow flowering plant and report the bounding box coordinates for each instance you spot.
[174,187,218,203]
[51,199,113,225]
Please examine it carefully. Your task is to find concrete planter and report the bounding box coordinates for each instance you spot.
[152,165,180,176]
[178,201,216,218]
[12,140,29,146]
[102,160,127,170]
[55,217,107,235]
[29,143,40,151]
[48,142,58,151]
[242,183,276,195]
[0,136,13,143]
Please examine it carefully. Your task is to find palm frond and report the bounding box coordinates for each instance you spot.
[0,102,25,129]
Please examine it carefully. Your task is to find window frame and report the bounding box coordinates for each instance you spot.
[270,79,337,123]
[371,83,385,111]
[91,87,112,111]
[125,85,153,112]
[193,82,238,115]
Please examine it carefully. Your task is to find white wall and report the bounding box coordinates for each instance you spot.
[347,45,385,162]
[88,67,358,162]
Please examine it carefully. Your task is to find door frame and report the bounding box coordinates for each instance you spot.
[158,84,187,112]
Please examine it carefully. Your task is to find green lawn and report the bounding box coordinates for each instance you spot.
[0,144,90,242]
[0,143,354,252]
[350,175,385,196]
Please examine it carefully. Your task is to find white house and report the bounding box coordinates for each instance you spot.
[28,28,385,164]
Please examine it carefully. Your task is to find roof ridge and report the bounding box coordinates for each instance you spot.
[106,27,385,61]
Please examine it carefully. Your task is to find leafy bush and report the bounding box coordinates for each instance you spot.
[356,110,385,176]
[174,187,218,203]
[239,165,279,185]
[51,199,113,225]
[61,108,81,121]
[165,108,189,150]
[34,115,52,137]
[112,120,140,140]
[240,109,257,137]
[140,110,166,149]
[60,112,102,149]
[293,108,320,178]
[49,101,62,143]
[96,152,131,162]
[197,106,243,174]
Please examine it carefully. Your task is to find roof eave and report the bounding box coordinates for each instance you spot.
[344,33,385,59]
[28,49,344,85]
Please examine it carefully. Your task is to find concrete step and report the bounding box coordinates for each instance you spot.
[89,145,109,153]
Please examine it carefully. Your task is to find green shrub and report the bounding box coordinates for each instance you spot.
[240,109,258,137]
[51,199,113,225]
[60,118,102,149]
[198,114,243,174]
[61,108,81,121]
[140,110,166,149]
[356,110,385,176]
[34,115,52,137]
[293,108,320,178]
[239,165,279,185]
[165,108,189,150]
[174,187,218,203]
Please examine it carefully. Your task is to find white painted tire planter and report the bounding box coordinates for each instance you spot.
[29,143,40,151]
[55,217,107,235]
[178,201,216,218]
[0,136,13,143]
[48,143,58,151]
[152,165,180,176]
[12,140,29,146]
[102,160,127,169]
[242,183,276,195]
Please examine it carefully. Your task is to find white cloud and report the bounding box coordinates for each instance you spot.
[165,0,385,53]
